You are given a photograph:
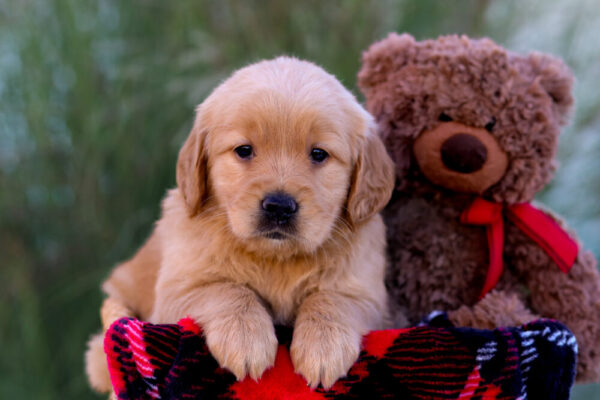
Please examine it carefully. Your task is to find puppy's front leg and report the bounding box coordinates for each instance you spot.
[152,281,277,381]
[291,291,377,389]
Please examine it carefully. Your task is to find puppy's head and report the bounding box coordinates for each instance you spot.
[177,57,394,254]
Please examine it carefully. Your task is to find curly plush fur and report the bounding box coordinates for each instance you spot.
[358,33,600,382]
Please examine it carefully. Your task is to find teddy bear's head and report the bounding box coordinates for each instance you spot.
[358,33,574,204]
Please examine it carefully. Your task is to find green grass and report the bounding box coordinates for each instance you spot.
[0,1,598,398]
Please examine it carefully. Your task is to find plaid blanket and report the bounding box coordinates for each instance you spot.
[104,317,576,399]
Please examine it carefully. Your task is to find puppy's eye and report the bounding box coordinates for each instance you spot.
[234,145,253,159]
[309,148,329,163]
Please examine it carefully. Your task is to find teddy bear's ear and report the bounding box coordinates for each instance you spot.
[527,53,575,125]
[358,33,417,92]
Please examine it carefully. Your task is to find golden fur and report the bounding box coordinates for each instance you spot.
[86,56,395,391]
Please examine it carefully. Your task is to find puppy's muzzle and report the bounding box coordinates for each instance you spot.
[259,192,298,238]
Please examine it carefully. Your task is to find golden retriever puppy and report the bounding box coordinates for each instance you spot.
[86,56,394,391]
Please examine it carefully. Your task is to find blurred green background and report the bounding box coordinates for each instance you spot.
[1,0,598,398]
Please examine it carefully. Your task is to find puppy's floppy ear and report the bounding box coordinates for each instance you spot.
[176,117,208,216]
[347,122,395,225]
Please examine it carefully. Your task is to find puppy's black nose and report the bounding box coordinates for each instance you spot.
[261,193,298,225]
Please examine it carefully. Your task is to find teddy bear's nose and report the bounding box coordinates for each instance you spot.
[441,133,488,173]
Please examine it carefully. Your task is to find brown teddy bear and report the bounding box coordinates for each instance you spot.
[358,33,600,382]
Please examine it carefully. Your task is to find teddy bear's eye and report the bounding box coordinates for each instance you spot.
[438,113,453,122]
[485,117,496,132]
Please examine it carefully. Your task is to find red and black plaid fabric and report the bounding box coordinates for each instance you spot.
[104,317,576,399]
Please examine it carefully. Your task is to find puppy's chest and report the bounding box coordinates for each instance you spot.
[242,259,318,325]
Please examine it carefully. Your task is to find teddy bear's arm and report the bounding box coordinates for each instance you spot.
[448,290,539,329]
[503,206,600,382]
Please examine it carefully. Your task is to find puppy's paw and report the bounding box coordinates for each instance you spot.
[205,314,278,381]
[291,321,361,389]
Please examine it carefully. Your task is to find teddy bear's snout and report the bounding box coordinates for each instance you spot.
[440,133,488,173]
[413,121,508,194]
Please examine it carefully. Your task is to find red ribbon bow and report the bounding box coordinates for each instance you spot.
[461,197,578,299]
